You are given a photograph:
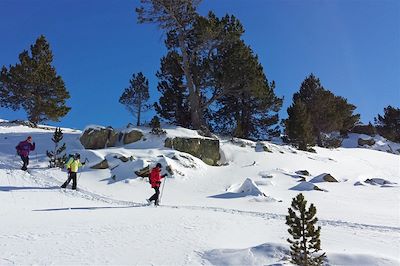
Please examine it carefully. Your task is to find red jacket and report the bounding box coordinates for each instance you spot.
[149,167,164,188]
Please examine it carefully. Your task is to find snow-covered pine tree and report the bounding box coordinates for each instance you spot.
[286,193,326,266]
[46,127,67,168]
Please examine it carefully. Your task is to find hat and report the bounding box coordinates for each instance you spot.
[156,163,162,168]
[27,136,32,140]
[74,153,80,159]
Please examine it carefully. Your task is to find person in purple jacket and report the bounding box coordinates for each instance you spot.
[15,136,35,171]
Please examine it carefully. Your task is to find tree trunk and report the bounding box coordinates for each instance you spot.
[178,34,204,130]
[137,103,141,126]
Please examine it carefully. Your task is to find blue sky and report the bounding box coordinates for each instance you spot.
[0,0,399,130]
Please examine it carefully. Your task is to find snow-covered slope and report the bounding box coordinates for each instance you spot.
[0,120,399,265]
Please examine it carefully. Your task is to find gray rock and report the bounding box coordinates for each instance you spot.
[358,138,375,146]
[80,127,118,149]
[313,185,324,191]
[323,173,339,182]
[165,137,220,166]
[114,155,130,162]
[135,165,150,177]
[91,159,109,169]
[123,130,143,144]
[295,170,310,176]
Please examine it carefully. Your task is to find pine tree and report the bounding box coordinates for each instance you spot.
[154,51,191,128]
[146,7,281,136]
[46,127,67,168]
[286,74,359,147]
[0,35,70,125]
[211,40,282,140]
[286,193,326,266]
[119,72,151,126]
[149,115,166,135]
[284,99,315,151]
[136,0,205,129]
[374,105,400,143]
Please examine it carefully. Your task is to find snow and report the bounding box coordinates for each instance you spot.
[0,120,399,265]
[342,133,400,154]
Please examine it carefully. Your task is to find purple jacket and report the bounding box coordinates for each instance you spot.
[16,140,35,157]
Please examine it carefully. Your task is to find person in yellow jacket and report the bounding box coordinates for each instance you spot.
[61,153,85,190]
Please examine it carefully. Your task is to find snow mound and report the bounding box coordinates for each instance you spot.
[309,173,339,183]
[258,171,274,179]
[255,179,274,186]
[364,178,398,187]
[327,253,399,266]
[202,243,290,266]
[342,133,400,155]
[290,181,327,192]
[226,178,266,196]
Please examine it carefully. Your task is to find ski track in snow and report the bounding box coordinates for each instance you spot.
[16,167,400,235]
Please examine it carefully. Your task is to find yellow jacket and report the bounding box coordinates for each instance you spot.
[65,157,83,173]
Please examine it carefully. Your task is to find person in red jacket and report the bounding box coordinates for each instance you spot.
[15,136,35,171]
[147,163,167,206]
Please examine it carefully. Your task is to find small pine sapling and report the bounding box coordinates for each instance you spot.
[286,193,326,265]
[150,116,166,135]
[46,127,67,168]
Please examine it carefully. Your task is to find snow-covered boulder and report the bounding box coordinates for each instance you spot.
[290,181,326,192]
[227,178,266,196]
[80,126,119,149]
[364,178,397,186]
[123,129,143,144]
[165,137,220,166]
[358,138,375,146]
[295,170,310,176]
[90,159,109,169]
[310,173,339,183]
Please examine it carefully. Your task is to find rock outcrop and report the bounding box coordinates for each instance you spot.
[123,130,143,144]
[80,127,118,149]
[165,137,220,166]
[358,138,375,146]
[80,127,143,149]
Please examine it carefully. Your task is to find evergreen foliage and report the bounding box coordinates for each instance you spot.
[149,115,166,135]
[286,193,326,266]
[138,2,282,138]
[155,51,191,128]
[285,99,315,151]
[0,35,70,125]
[46,127,67,168]
[374,105,400,143]
[211,40,282,140]
[285,74,360,148]
[136,0,205,129]
[119,72,151,126]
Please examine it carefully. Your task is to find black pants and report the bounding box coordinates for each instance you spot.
[149,187,160,204]
[61,172,77,189]
[20,155,29,170]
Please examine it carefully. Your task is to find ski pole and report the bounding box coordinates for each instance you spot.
[77,159,88,183]
[159,174,168,203]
